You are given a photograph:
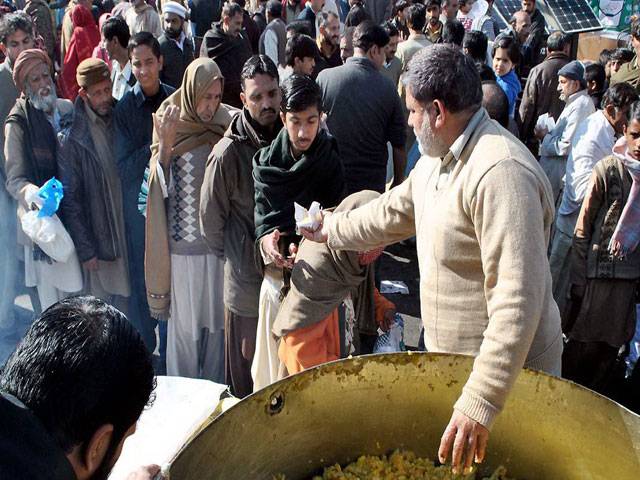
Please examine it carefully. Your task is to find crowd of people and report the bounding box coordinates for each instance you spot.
[2,0,640,476]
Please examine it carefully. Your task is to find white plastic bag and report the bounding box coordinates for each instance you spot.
[295,201,322,233]
[374,314,406,353]
[21,210,75,263]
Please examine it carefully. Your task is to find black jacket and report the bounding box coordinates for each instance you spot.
[59,97,120,263]
[0,394,76,480]
[200,22,252,108]
[158,34,194,89]
[191,0,222,37]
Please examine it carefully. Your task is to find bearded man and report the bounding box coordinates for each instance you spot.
[158,1,194,89]
[312,11,342,77]
[4,49,81,310]
[59,58,131,313]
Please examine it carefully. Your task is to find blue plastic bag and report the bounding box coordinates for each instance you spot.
[37,177,64,218]
[373,314,406,353]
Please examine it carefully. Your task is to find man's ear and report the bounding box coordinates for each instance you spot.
[240,91,247,107]
[78,87,88,100]
[280,111,286,125]
[158,54,164,71]
[0,43,6,56]
[433,99,446,128]
[72,424,113,480]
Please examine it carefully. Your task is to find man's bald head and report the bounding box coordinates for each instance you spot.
[510,10,531,44]
[482,81,509,128]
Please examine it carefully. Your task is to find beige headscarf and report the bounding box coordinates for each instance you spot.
[145,58,234,319]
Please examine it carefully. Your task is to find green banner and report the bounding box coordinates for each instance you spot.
[590,0,637,31]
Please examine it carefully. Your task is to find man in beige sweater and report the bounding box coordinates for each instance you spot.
[302,44,563,474]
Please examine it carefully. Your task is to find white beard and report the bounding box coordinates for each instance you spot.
[27,84,58,114]
[415,115,448,158]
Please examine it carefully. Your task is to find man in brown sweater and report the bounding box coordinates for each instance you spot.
[302,44,562,474]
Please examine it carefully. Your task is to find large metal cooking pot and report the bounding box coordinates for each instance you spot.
[167,353,640,479]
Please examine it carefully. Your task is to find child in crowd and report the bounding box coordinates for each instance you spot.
[492,34,521,121]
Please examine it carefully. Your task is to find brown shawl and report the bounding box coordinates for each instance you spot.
[145,58,233,319]
[273,191,383,338]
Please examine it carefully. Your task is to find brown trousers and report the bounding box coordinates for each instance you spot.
[225,309,258,398]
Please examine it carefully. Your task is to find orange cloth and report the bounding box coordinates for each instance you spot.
[279,289,395,375]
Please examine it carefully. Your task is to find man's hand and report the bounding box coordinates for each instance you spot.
[438,410,489,475]
[300,211,331,243]
[153,105,181,168]
[533,125,548,141]
[379,308,396,332]
[261,229,293,269]
[125,464,162,480]
[83,257,99,271]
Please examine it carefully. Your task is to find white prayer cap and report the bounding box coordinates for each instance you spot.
[163,1,187,19]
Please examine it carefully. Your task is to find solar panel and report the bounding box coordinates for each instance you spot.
[494,0,522,26]
[493,0,602,34]
[544,0,602,33]
[491,6,508,32]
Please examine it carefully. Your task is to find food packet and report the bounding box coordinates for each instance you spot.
[295,201,322,234]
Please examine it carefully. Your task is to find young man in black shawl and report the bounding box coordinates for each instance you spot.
[251,73,346,390]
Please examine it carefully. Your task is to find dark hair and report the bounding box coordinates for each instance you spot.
[286,20,312,37]
[394,0,409,14]
[406,3,426,31]
[631,18,640,40]
[230,0,246,8]
[602,82,639,111]
[102,16,130,49]
[0,296,155,454]
[628,100,640,123]
[612,47,635,63]
[426,0,441,9]
[266,0,282,17]
[0,11,33,45]
[285,34,317,67]
[353,21,389,52]
[463,30,488,63]
[382,20,400,38]
[128,31,161,59]
[241,54,279,90]
[599,48,614,67]
[223,1,244,18]
[281,73,322,113]
[546,31,569,53]
[345,4,371,28]
[404,44,482,113]
[442,19,464,46]
[476,61,496,81]
[481,80,509,128]
[585,63,605,91]
[491,33,521,66]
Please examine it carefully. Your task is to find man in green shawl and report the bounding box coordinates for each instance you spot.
[611,19,640,92]
[251,73,346,390]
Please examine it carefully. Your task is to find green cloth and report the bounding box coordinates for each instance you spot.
[610,56,640,92]
[253,127,345,240]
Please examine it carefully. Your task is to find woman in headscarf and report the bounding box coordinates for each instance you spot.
[274,191,396,376]
[563,100,640,395]
[250,74,346,390]
[91,13,112,67]
[145,58,234,382]
[59,4,100,100]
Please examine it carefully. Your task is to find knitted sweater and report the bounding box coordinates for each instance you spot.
[324,108,563,428]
